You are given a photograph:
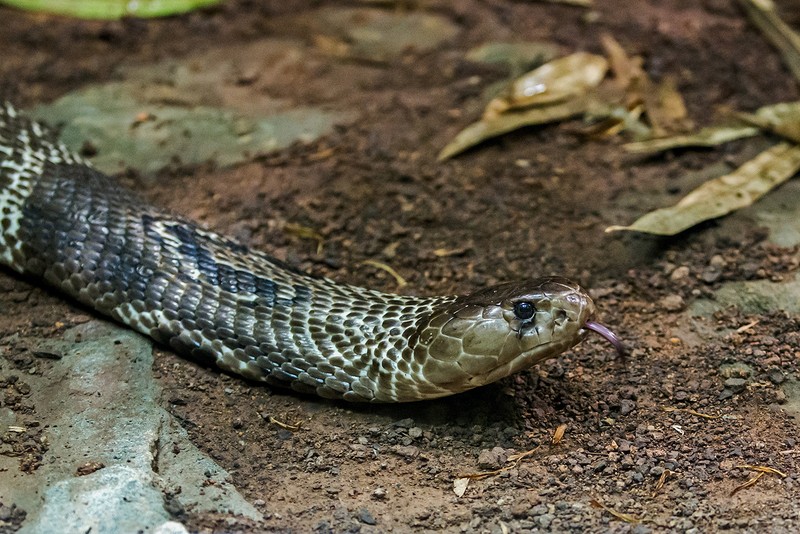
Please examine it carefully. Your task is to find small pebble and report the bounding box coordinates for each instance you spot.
[477,447,507,470]
[357,508,377,525]
[660,294,685,311]
[724,378,747,393]
[670,266,691,281]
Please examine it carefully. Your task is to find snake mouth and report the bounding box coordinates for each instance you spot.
[583,321,626,357]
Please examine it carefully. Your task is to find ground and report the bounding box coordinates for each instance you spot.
[1,0,800,532]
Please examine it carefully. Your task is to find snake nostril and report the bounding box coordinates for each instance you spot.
[554,310,568,326]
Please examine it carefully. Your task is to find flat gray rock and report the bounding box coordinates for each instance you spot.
[2,322,260,534]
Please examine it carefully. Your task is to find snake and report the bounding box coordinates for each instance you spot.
[0,101,623,402]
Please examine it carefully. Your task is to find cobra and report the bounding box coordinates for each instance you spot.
[0,102,623,402]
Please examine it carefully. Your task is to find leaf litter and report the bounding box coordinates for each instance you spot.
[443,19,800,237]
[609,2,800,235]
[606,142,800,235]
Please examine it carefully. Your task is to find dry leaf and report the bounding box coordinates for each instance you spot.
[600,34,643,89]
[590,497,640,523]
[661,406,723,420]
[647,76,693,134]
[735,100,800,143]
[607,142,800,235]
[268,416,302,431]
[552,424,567,445]
[438,97,591,160]
[485,52,608,118]
[737,465,788,478]
[361,259,408,287]
[623,124,760,154]
[730,472,765,496]
[453,477,470,497]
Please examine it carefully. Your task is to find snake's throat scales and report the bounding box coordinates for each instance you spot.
[0,102,621,402]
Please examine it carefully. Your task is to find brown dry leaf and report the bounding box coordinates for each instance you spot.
[484,52,608,118]
[433,246,471,257]
[647,76,693,134]
[268,416,302,431]
[737,0,800,84]
[731,471,765,496]
[600,34,644,90]
[552,424,567,445]
[590,497,640,523]
[438,97,592,160]
[661,406,723,419]
[652,469,676,496]
[453,477,470,497]
[507,446,541,463]
[459,445,541,481]
[737,465,788,478]
[606,142,800,235]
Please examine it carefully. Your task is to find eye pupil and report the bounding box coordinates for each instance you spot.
[513,301,535,320]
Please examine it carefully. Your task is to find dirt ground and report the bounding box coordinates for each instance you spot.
[1,0,800,532]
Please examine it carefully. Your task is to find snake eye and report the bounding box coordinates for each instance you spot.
[513,301,535,321]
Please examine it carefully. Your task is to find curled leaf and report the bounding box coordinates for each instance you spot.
[551,424,567,445]
[735,100,800,143]
[484,53,608,118]
[453,477,470,497]
[607,142,800,235]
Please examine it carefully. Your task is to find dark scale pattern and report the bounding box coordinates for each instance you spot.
[0,102,596,402]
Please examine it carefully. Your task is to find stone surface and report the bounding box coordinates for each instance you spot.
[2,322,259,534]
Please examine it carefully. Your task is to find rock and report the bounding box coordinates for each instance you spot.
[701,267,722,283]
[620,399,637,415]
[670,266,691,281]
[767,369,785,385]
[724,378,747,393]
[660,294,685,311]
[357,508,377,525]
[536,514,554,529]
[529,504,548,516]
[477,447,508,470]
[7,323,261,534]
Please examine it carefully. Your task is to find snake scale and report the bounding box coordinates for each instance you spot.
[0,102,622,402]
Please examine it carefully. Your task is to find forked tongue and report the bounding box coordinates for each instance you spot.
[584,321,626,357]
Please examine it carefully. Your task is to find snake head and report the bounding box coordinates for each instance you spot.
[412,277,620,397]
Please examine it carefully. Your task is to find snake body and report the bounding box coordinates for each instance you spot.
[0,102,619,402]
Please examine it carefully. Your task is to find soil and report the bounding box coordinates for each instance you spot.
[1,0,800,532]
